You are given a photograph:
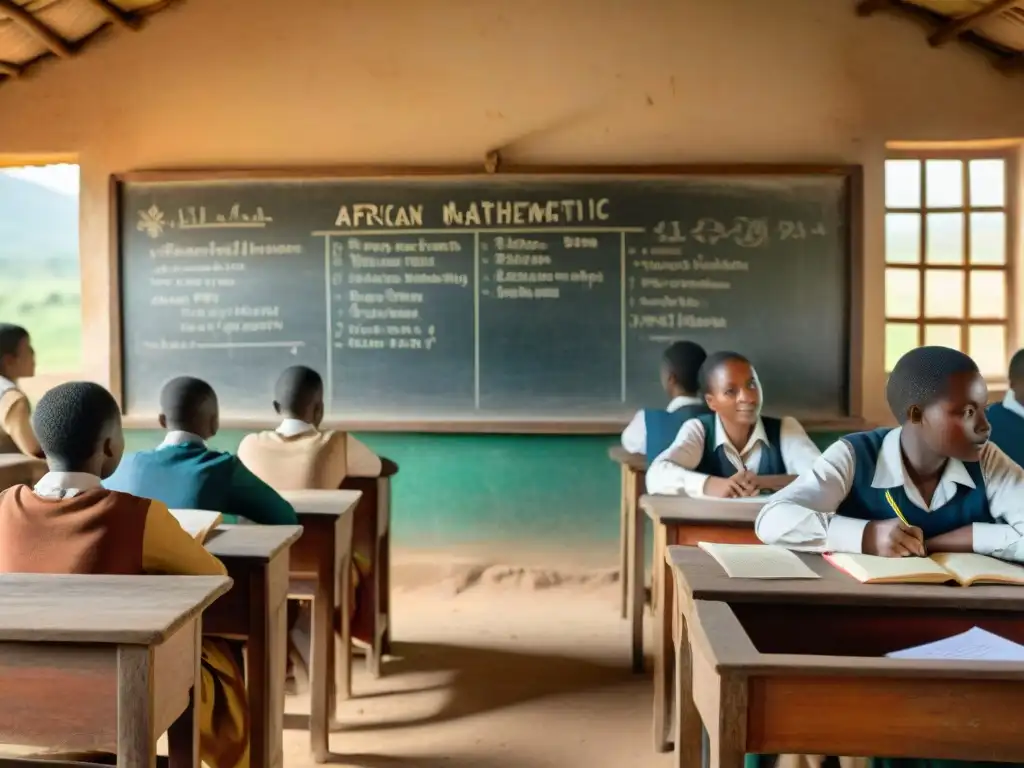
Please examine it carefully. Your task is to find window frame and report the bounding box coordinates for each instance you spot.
[884,147,1019,385]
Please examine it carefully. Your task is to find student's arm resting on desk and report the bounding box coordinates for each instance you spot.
[620,410,646,455]
[970,441,1024,562]
[646,418,709,496]
[226,457,299,525]
[0,391,42,458]
[142,500,227,576]
[754,441,868,552]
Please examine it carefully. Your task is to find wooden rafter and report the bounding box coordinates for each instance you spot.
[0,0,73,58]
[83,0,143,31]
[994,50,1024,71]
[856,0,894,16]
[929,0,1018,46]
[0,60,20,78]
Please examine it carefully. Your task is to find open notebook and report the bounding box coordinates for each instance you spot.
[825,552,1024,586]
[169,509,223,544]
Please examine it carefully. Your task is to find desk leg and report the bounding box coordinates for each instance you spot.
[710,676,747,768]
[619,466,629,620]
[168,622,202,768]
[117,645,157,768]
[653,532,673,753]
[333,551,353,706]
[673,600,701,768]
[249,555,288,768]
[629,471,645,674]
[310,539,337,763]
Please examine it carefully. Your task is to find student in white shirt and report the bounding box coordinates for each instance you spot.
[757,346,1024,563]
[985,347,1024,468]
[0,323,42,457]
[646,351,820,498]
[620,340,709,461]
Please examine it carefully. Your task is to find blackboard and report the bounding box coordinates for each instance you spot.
[116,167,859,431]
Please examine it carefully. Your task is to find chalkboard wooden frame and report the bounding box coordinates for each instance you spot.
[112,163,865,435]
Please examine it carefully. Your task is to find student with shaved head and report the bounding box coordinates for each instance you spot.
[103,376,297,525]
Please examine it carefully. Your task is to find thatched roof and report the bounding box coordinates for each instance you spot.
[859,1,1024,69]
[0,0,174,82]
[0,1,1023,89]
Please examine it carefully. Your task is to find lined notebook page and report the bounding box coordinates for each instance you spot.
[697,542,820,579]
[824,553,950,583]
[930,553,1024,586]
[887,627,1024,661]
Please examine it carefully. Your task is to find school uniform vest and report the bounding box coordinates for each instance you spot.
[0,486,150,574]
[693,413,785,477]
[642,403,709,464]
[837,428,993,539]
[986,403,1024,468]
[238,429,349,490]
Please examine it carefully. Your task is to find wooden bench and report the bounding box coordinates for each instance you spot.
[667,546,1024,768]
[0,574,231,768]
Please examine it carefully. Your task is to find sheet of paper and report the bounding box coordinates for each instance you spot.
[887,627,1024,662]
[169,509,223,542]
[697,542,820,579]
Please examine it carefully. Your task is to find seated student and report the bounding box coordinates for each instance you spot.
[237,365,382,487]
[104,376,297,525]
[238,365,384,649]
[0,382,249,768]
[646,351,820,497]
[985,347,1024,468]
[620,340,710,463]
[756,348,1024,768]
[0,323,42,458]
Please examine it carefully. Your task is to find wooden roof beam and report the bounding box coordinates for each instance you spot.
[929,0,1018,46]
[856,0,895,16]
[83,0,143,31]
[0,60,20,78]
[994,50,1024,72]
[0,0,73,58]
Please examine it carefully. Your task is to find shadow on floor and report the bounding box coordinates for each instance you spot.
[321,639,629,733]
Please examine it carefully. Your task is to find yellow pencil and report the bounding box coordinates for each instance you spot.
[883,490,911,527]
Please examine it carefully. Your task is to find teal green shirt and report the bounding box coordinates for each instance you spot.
[104,439,298,525]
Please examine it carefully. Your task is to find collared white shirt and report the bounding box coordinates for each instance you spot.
[755,426,1024,562]
[159,430,206,449]
[0,376,17,398]
[1002,390,1024,421]
[620,395,705,455]
[34,471,102,500]
[276,418,316,438]
[646,414,821,497]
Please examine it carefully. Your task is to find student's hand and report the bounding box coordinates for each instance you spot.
[862,518,926,558]
[754,475,797,493]
[704,471,758,499]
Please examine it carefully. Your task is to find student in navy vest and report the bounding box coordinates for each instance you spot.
[646,351,820,497]
[756,347,1024,768]
[620,340,710,463]
[986,347,1024,468]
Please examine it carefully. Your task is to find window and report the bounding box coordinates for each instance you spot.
[884,154,1015,380]
[0,162,81,374]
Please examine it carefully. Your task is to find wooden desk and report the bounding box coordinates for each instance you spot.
[668,547,1024,768]
[202,525,302,768]
[607,446,646,629]
[0,574,230,768]
[0,454,46,490]
[339,462,397,675]
[281,490,360,763]
[641,495,764,751]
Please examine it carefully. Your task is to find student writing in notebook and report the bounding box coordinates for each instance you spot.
[104,376,297,525]
[0,323,42,458]
[985,347,1024,468]
[620,340,709,463]
[757,346,1024,564]
[0,382,250,768]
[646,351,820,497]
